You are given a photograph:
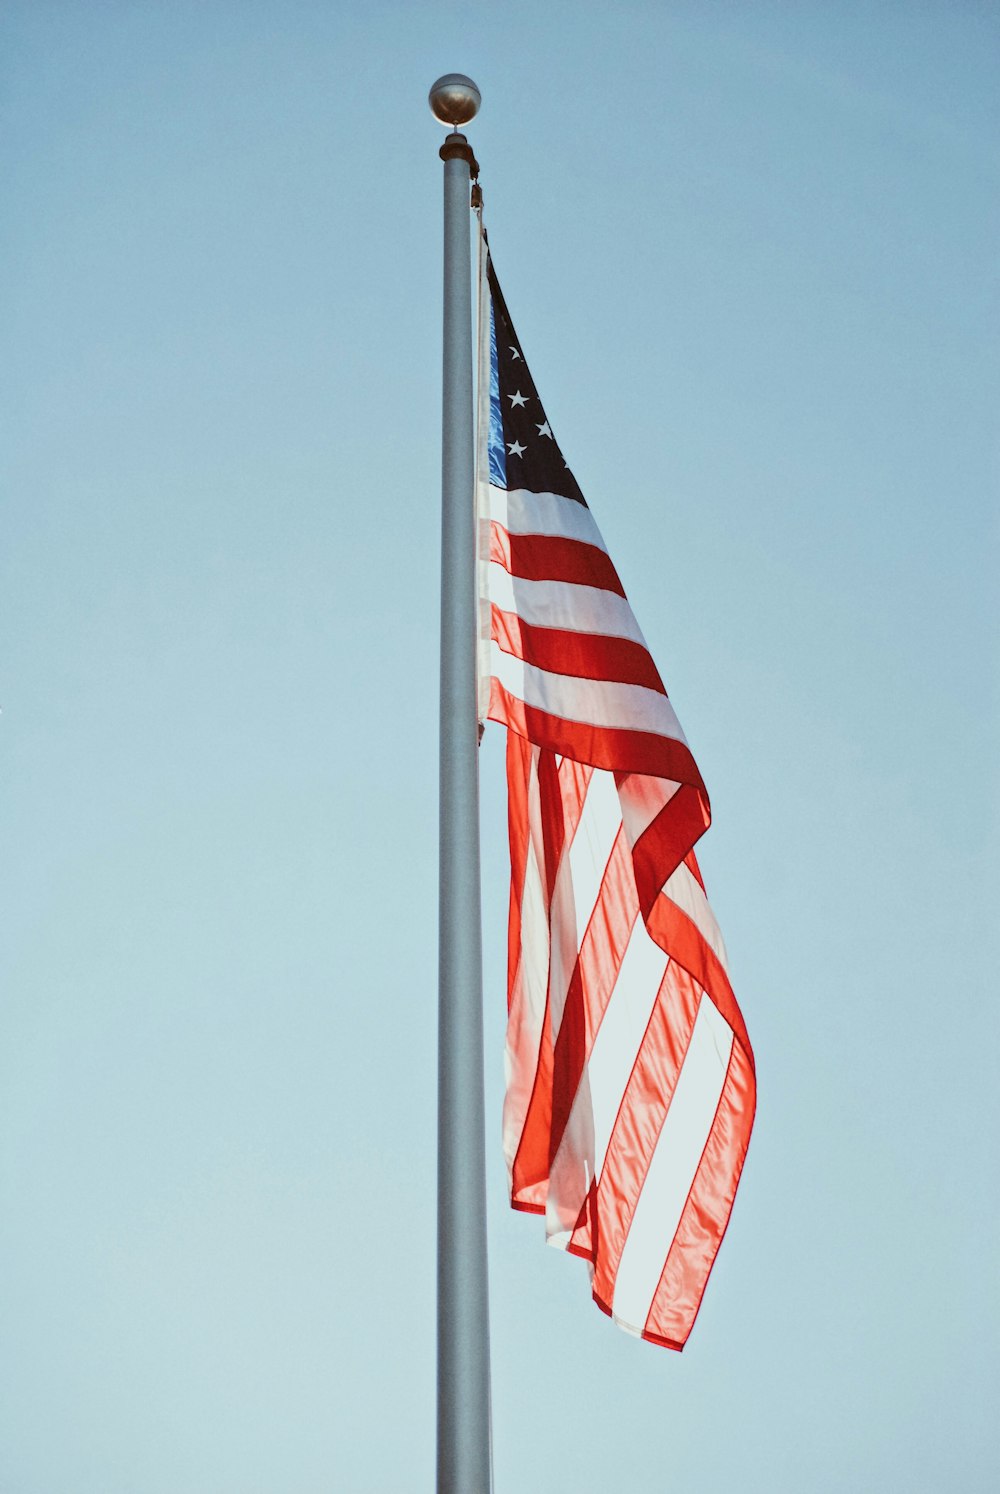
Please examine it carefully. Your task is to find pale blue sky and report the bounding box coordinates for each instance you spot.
[3,3,997,1490]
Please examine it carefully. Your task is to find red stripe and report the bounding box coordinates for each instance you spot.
[510,753,595,1204]
[538,750,565,900]
[509,749,564,1198]
[627,792,712,910]
[491,521,625,595]
[505,731,532,1012]
[548,828,639,1168]
[503,735,550,1214]
[492,605,666,691]
[646,893,752,1065]
[489,678,706,787]
[511,999,557,1200]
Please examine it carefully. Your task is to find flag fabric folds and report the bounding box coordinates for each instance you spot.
[476,232,756,1350]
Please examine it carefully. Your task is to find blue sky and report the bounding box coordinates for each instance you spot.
[3,3,997,1490]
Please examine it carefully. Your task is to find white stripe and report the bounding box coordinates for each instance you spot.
[547,764,622,1045]
[663,862,729,973]
[491,642,688,742]
[611,992,733,1334]
[586,921,668,1185]
[492,485,609,553]
[488,562,647,646]
[567,768,622,950]
[539,769,623,1047]
[548,846,583,1043]
[542,774,628,1245]
[488,484,509,533]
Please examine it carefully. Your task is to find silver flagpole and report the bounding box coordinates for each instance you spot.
[428,74,492,1494]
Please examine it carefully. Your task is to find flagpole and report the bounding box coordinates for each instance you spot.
[429,74,492,1494]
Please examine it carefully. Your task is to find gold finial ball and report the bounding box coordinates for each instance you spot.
[428,74,481,128]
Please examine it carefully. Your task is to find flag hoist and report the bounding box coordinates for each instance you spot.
[431,72,756,1494]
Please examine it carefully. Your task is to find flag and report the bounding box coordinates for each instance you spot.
[476,234,756,1350]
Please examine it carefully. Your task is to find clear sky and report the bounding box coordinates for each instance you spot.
[3,3,997,1490]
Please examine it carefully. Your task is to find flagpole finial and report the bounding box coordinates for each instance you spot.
[429,73,481,128]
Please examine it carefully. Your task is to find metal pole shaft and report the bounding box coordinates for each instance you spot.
[437,131,492,1494]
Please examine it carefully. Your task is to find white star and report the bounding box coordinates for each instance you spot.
[507,439,527,457]
[508,390,528,408]
[536,420,553,438]
[509,346,521,360]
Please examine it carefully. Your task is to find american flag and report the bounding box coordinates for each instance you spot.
[477,239,756,1349]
